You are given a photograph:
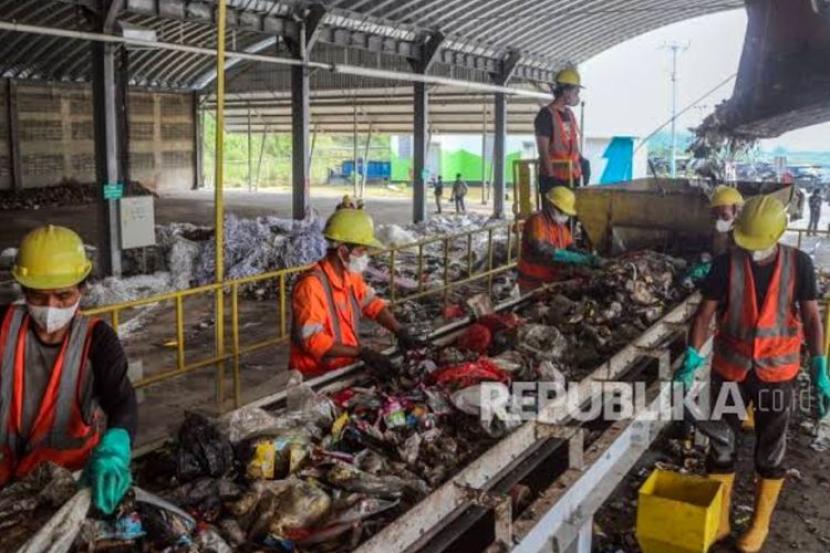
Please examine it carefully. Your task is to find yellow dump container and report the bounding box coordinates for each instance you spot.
[636,469,723,553]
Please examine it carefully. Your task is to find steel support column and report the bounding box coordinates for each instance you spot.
[493,92,507,219]
[412,81,428,223]
[192,92,202,189]
[6,79,22,192]
[91,39,124,276]
[291,63,310,219]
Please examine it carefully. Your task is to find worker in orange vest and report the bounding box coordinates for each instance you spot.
[517,186,600,294]
[674,196,829,553]
[534,67,587,195]
[2,226,137,515]
[290,209,424,377]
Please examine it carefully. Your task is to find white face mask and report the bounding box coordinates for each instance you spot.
[27,300,79,334]
[347,253,370,274]
[553,214,570,225]
[714,218,734,233]
[751,245,777,262]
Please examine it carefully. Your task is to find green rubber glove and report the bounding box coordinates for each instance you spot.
[83,428,132,515]
[685,261,712,283]
[553,249,594,266]
[811,356,830,419]
[673,346,705,389]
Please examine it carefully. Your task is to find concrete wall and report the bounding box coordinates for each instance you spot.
[0,80,195,194]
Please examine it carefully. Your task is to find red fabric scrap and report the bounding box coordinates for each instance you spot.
[429,358,510,389]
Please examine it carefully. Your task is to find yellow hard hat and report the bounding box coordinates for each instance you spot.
[342,195,352,203]
[545,186,577,216]
[732,195,787,251]
[710,185,744,208]
[555,67,582,88]
[324,209,384,249]
[12,225,92,290]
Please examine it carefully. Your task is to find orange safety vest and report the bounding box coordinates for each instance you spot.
[712,246,803,383]
[289,265,366,377]
[548,106,582,182]
[517,211,574,289]
[0,306,102,486]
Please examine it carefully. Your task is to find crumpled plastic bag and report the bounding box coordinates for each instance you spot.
[194,525,233,553]
[176,412,236,481]
[286,371,337,426]
[450,383,519,437]
[326,461,429,499]
[230,478,331,540]
[218,405,324,447]
[517,324,569,362]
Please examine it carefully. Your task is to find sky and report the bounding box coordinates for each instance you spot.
[578,9,830,152]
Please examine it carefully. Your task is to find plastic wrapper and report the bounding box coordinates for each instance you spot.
[243,434,311,480]
[176,412,236,481]
[326,462,429,499]
[162,478,242,522]
[451,383,518,437]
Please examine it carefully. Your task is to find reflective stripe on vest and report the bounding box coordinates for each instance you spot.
[548,107,581,181]
[0,306,98,475]
[712,246,802,382]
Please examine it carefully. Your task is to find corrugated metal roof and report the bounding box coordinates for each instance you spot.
[0,0,744,90]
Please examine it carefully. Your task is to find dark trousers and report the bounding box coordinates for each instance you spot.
[705,371,794,479]
[455,195,466,213]
[808,209,820,236]
[435,193,442,213]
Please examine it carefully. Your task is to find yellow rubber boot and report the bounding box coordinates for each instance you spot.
[708,473,735,542]
[737,477,784,553]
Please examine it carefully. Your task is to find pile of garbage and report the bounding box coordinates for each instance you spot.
[17,251,690,552]
[0,180,154,211]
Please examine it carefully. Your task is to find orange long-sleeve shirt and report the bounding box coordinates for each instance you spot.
[289,257,386,376]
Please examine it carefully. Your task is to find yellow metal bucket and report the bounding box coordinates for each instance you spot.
[636,469,723,553]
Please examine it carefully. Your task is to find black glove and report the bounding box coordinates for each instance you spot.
[359,347,397,374]
[397,327,429,352]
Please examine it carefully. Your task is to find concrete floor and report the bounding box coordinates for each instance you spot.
[1,186,497,251]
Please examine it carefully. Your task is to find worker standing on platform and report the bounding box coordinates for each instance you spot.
[290,209,425,377]
[673,196,829,553]
[1,226,137,515]
[517,186,599,293]
[534,68,586,195]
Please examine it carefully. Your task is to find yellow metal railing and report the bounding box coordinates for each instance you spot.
[82,221,522,409]
[786,227,830,251]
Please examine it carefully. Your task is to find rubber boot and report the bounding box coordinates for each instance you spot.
[742,402,756,431]
[708,472,735,542]
[737,477,784,553]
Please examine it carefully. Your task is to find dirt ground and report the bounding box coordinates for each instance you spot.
[593,376,830,553]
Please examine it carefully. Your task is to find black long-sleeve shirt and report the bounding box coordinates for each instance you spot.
[0,305,138,441]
